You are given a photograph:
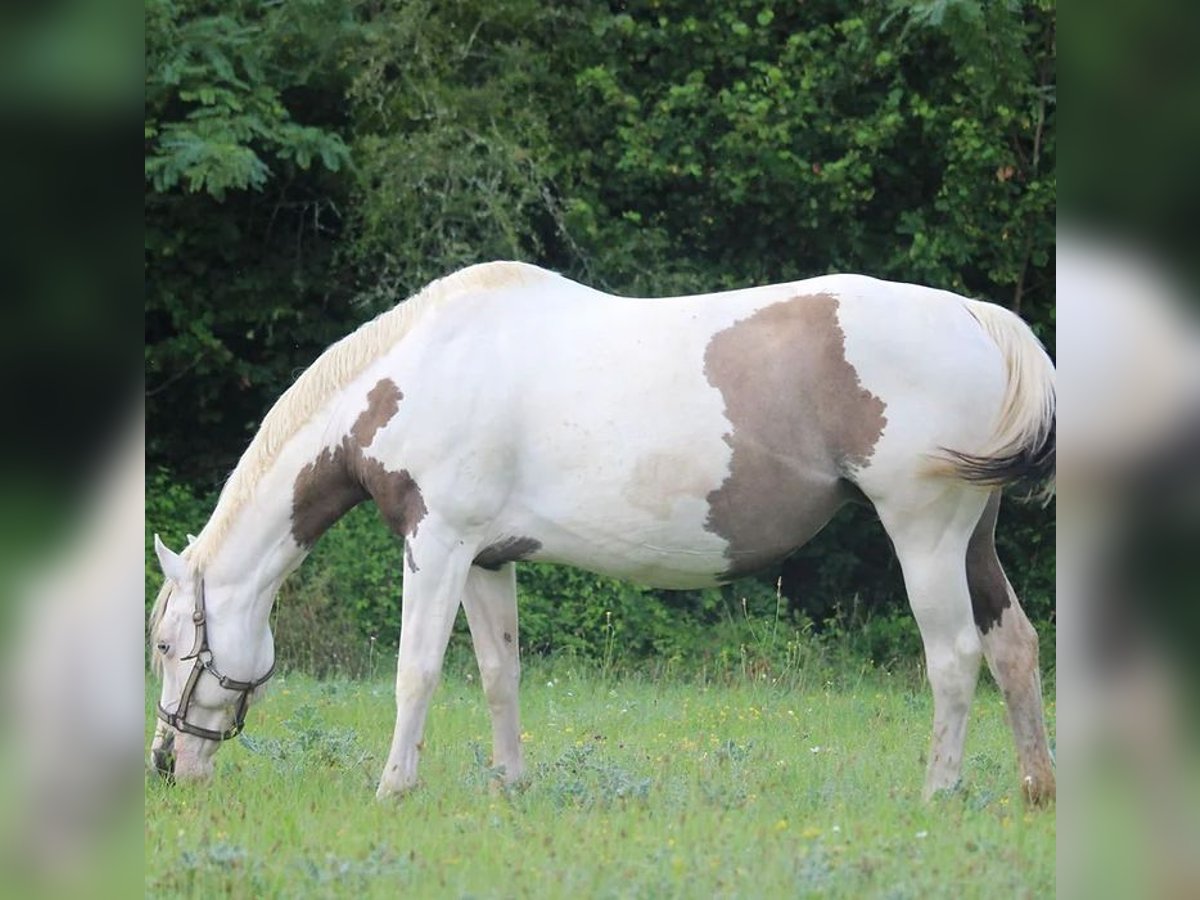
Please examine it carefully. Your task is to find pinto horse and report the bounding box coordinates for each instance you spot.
[149,261,1055,803]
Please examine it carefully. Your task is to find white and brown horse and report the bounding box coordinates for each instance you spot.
[149,262,1055,803]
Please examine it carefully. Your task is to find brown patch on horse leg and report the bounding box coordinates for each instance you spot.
[702,293,887,577]
[969,491,1055,805]
[967,492,1012,633]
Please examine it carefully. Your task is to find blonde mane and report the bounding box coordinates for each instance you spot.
[184,261,555,568]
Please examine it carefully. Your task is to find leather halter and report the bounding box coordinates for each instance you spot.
[156,580,275,742]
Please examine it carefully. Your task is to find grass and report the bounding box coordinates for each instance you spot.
[145,662,1055,898]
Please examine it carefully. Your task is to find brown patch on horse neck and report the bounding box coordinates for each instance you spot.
[291,446,368,548]
[966,491,1012,634]
[291,378,427,548]
[702,293,887,578]
[351,378,403,446]
[474,537,542,570]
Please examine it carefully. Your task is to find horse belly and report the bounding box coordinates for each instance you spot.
[506,438,735,588]
[522,480,847,589]
[501,420,848,588]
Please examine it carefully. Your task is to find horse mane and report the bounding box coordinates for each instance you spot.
[185,261,556,568]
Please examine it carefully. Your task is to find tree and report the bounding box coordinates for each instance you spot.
[145,0,359,482]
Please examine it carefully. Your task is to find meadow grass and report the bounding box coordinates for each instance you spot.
[145,662,1054,898]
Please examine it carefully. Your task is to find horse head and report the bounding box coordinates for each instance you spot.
[149,535,275,781]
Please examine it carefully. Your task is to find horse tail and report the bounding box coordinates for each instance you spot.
[936,299,1056,498]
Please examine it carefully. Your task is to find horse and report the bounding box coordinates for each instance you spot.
[149,261,1055,804]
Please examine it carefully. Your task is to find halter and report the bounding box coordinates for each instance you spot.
[156,580,276,742]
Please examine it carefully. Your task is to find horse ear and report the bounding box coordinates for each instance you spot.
[154,534,188,583]
[186,533,198,546]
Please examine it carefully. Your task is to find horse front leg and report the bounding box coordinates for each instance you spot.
[462,563,524,784]
[377,536,472,800]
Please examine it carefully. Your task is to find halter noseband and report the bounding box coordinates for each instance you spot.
[156,580,276,742]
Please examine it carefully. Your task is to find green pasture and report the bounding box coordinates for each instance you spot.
[145,664,1054,898]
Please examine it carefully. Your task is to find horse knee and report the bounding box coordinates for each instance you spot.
[478,659,519,704]
[986,611,1041,689]
[925,629,982,706]
[395,665,441,704]
[1008,619,1040,677]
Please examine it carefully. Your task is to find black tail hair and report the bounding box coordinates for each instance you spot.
[943,417,1056,499]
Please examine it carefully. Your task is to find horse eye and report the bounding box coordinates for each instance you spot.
[156,641,170,655]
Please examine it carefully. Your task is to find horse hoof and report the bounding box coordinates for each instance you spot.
[1021,774,1056,807]
[376,777,417,802]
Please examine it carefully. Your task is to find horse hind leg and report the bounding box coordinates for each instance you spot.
[968,491,1056,805]
[461,563,524,784]
[872,483,990,799]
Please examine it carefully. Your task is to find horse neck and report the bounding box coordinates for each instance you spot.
[195,419,338,624]
[194,360,413,624]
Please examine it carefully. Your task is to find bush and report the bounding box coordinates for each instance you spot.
[144,469,212,603]
[145,471,1053,680]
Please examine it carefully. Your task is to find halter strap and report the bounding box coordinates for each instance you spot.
[156,580,276,742]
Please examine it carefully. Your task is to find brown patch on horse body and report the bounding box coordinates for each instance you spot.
[702,293,887,578]
[966,491,1011,634]
[290,378,427,548]
[473,537,542,570]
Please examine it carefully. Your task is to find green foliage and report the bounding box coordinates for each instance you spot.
[146,472,1052,678]
[146,0,364,481]
[341,0,575,306]
[144,475,814,672]
[295,506,403,643]
[144,469,210,603]
[238,704,372,772]
[535,0,1055,321]
[145,0,353,198]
